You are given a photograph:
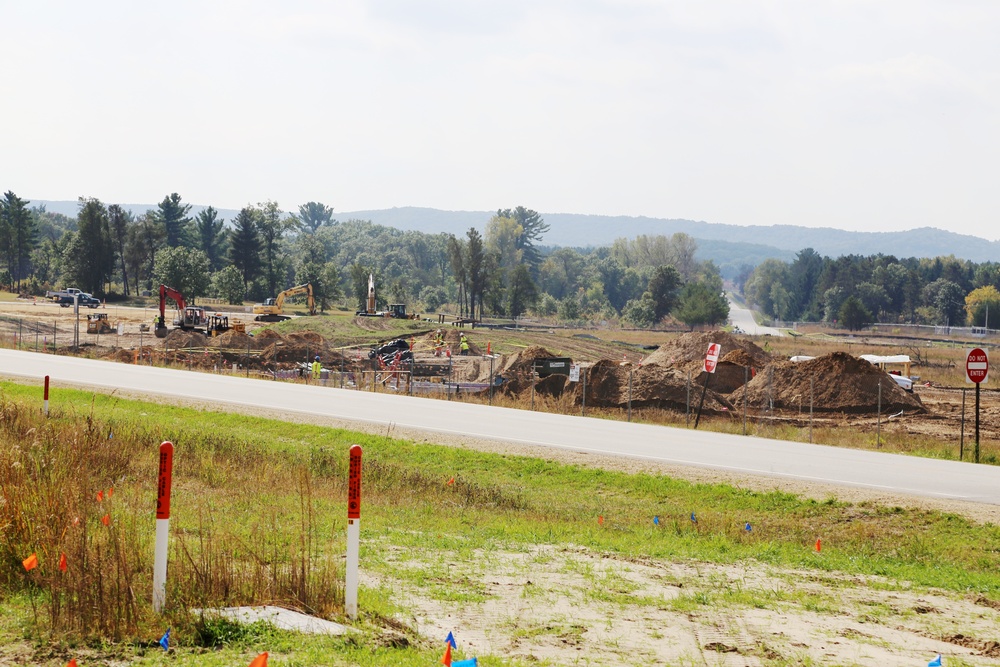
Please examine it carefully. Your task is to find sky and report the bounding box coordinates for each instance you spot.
[2,1,999,238]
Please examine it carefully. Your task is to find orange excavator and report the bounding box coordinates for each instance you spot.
[154,284,231,338]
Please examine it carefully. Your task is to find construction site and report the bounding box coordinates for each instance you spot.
[0,295,997,456]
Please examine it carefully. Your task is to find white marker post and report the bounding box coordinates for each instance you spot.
[43,375,50,417]
[345,445,362,619]
[153,441,174,613]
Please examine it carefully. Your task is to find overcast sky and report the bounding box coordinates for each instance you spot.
[2,1,998,238]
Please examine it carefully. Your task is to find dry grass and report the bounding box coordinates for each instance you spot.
[0,395,343,641]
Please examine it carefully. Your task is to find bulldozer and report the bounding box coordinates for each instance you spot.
[87,313,114,334]
[253,283,316,322]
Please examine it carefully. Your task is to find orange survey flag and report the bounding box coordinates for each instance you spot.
[97,490,104,502]
[66,660,77,667]
[22,553,38,571]
[59,553,68,572]
[101,514,110,526]
[248,652,268,667]
[441,644,452,666]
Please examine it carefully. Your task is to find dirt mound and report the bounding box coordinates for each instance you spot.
[640,332,769,394]
[163,329,208,348]
[575,359,733,412]
[645,331,771,372]
[213,330,261,349]
[286,330,326,345]
[254,328,284,341]
[729,352,925,414]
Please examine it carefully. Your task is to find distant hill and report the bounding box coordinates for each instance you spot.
[28,202,998,273]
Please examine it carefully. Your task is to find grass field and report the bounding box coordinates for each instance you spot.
[2,379,1000,665]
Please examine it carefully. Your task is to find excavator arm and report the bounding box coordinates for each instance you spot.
[155,285,187,338]
[273,284,316,315]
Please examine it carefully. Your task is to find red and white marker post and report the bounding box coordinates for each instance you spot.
[43,375,50,417]
[153,441,174,613]
[346,445,362,619]
[966,348,990,463]
[693,343,722,429]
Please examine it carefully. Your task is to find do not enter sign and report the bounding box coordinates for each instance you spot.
[704,343,721,374]
[967,348,990,384]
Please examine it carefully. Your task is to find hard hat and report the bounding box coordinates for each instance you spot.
[315,355,320,361]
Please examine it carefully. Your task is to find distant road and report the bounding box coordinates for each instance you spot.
[4,348,1000,507]
[727,297,784,336]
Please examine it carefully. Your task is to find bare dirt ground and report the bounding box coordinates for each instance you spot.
[372,544,1000,666]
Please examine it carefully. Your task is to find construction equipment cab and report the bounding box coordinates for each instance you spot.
[253,283,316,322]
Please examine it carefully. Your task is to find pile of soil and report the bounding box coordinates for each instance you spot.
[162,330,208,348]
[728,352,925,414]
[254,329,284,342]
[645,331,771,373]
[260,341,330,364]
[213,330,261,349]
[575,359,733,412]
[493,346,561,392]
[286,331,326,345]
[643,331,772,393]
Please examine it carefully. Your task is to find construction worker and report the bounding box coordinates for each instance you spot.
[460,334,470,356]
[312,355,322,380]
[434,330,444,356]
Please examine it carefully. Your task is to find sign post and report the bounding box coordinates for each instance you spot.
[153,441,174,613]
[966,348,989,463]
[345,445,362,619]
[43,375,50,417]
[693,343,721,429]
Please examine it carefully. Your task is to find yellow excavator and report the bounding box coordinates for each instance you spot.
[253,283,316,322]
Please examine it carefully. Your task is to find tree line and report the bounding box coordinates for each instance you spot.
[742,249,1000,330]
[0,191,729,328]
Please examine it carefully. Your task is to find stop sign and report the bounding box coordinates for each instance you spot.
[704,343,721,374]
[967,348,989,384]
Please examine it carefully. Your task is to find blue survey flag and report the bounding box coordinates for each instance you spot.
[452,659,477,667]
[159,627,170,651]
[745,522,752,532]
[445,631,457,649]
[653,516,659,525]
[690,512,697,524]
[928,655,942,667]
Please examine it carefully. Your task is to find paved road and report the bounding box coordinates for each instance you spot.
[727,297,784,336]
[3,348,998,505]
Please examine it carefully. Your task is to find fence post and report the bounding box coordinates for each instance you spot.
[53,321,57,351]
[581,367,586,417]
[489,355,494,406]
[627,366,633,423]
[960,387,966,461]
[17,318,22,350]
[686,371,691,428]
[743,366,748,436]
[531,367,535,410]
[809,377,814,444]
[876,380,882,448]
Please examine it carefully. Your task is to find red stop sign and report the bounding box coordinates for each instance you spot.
[967,348,989,384]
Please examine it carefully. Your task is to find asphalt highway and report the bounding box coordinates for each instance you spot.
[3,348,999,505]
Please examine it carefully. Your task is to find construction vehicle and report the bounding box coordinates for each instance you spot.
[354,273,416,319]
[86,313,114,334]
[253,283,316,322]
[154,284,231,338]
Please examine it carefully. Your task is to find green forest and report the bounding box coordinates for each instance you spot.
[741,249,1000,330]
[0,192,729,329]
